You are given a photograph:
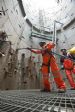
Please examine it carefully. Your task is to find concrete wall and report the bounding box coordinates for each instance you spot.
[57,22,75,50]
[56,21,75,88]
[0,0,32,53]
[0,0,42,90]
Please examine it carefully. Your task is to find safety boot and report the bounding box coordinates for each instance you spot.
[58,89,66,93]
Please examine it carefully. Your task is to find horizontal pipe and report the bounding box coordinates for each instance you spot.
[31,34,52,41]
[32,24,51,30]
[32,32,52,38]
[55,20,64,25]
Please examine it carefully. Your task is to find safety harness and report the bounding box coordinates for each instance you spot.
[42,50,52,73]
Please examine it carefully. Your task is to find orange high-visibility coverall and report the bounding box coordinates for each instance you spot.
[63,59,75,88]
[30,42,66,91]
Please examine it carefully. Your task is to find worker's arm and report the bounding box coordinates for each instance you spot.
[27,47,42,54]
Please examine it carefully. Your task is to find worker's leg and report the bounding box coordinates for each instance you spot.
[73,65,75,74]
[65,70,75,88]
[50,55,66,90]
[41,65,51,91]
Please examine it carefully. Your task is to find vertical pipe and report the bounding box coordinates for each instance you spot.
[51,21,57,90]
[53,21,57,52]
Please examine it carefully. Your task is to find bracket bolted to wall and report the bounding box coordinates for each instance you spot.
[0,7,8,16]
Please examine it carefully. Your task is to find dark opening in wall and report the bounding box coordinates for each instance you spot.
[71,43,74,46]
[63,41,65,43]
[71,13,74,16]
[19,24,21,28]
[16,9,18,15]
[72,26,75,29]
[0,13,2,16]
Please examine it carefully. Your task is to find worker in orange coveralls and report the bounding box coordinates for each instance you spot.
[27,42,66,92]
[60,49,75,89]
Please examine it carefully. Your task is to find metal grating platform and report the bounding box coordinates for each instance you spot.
[0,90,75,112]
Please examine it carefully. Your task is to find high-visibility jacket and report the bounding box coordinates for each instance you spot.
[63,59,74,70]
[30,42,55,65]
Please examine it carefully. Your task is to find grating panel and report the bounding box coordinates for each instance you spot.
[0,90,75,112]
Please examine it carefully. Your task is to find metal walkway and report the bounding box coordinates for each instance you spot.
[0,90,75,112]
